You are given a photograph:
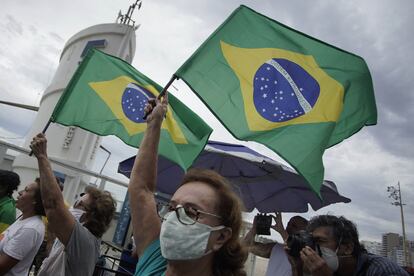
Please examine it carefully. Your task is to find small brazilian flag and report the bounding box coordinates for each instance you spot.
[51,49,212,170]
[176,5,377,195]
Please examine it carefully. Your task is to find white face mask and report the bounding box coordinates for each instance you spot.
[69,207,85,221]
[320,247,339,272]
[160,210,225,260]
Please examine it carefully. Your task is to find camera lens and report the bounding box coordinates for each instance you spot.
[286,230,315,257]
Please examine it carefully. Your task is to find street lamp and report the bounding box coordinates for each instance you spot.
[94,145,111,187]
[387,182,409,266]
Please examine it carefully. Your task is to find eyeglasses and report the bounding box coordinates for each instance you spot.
[156,202,222,225]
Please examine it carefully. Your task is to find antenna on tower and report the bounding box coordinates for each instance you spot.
[117,0,142,26]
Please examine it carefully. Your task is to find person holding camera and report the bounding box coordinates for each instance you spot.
[244,212,308,276]
[288,215,409,276]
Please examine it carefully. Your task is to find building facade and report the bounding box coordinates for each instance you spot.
[382,233,413,267]
[382,233,400,256]
[361,240,382,256]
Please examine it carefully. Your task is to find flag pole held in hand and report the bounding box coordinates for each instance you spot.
[143,74,178,120]
[28,120,51,156]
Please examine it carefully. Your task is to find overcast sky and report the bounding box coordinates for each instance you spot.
[1,0,413,242]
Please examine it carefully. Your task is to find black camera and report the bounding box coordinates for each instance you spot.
[254,213,272,235]
[286,230,318,257]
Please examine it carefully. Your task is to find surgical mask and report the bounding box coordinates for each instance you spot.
[320,247,339,272]
[160,211,225,260]
[69,207,85,221]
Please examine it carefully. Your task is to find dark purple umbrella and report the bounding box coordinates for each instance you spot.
[118,141,350,213]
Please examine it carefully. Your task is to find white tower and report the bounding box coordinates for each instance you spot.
[12,21,137,204]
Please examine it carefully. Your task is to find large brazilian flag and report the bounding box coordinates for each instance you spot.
[176,5,377,195]
[51,49,212,170]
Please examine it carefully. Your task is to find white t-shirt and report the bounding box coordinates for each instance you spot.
[0,216,45,276]
[265,243,292,276]
[37,220,100,276]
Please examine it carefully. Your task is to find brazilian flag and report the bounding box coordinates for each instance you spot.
[176,5,377,195]
[51,49,212,170]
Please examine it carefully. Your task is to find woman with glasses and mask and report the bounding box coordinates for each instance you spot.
[129,93,247,276]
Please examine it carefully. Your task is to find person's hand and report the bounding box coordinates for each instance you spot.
[271,212,284,232]
[30,133,48,159]
[251,214,258,234]
[144,93,168,125]
[271,212,288,241]
[284,244,303,276]
[300,246,333,276]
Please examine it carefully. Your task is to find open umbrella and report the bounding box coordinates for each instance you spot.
[118,141,350,213]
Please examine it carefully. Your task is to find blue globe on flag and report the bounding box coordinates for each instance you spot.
[121,83,155,123]
[253,58,320,123]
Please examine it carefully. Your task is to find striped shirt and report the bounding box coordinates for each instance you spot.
[355,253,409,276]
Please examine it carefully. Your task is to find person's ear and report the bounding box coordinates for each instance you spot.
[341,242,354,256]
[212,227,232,251]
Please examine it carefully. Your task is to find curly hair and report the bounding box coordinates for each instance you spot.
[83,186,117,238]
[0,170,20,197]
[181,168,247,276]
[307,215,366,256]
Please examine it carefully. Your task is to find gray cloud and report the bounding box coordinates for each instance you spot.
[49,32,64,43]
[0,13,61,104]
[321,133,414,240]
[5,14,23,35]
[0,105,36,137]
